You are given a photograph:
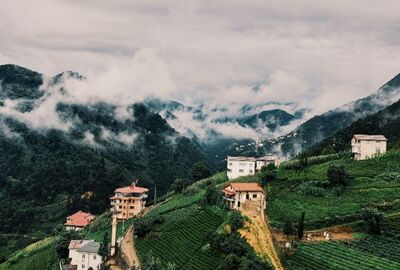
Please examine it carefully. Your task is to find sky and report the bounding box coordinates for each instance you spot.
[1,0,400,140]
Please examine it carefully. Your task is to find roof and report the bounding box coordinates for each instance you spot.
[353,134,387,141]
[68,240,94,250]
[115,184,149,194]
[64,211,95,228]
[225,182,264,193]
[77,241,101,254]
[256,156,279,161]
[227,156,256,162]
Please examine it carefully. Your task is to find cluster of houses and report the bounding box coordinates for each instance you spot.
[60,134,387,269]
[63,182,150,270]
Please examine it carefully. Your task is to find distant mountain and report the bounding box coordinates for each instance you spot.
[307,98,400,155]
[0,65,206,240]
[262,73,400,156]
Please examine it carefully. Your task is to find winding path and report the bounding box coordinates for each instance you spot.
[240,209,284,270]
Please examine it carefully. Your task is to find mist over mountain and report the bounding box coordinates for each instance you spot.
[0,64,206,238]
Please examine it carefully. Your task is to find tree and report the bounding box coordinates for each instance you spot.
[99,232,109,260]
[204,182,221,206]
[283,220,295,240]
[190,161,211,182]
[170,178,187,194]
[327,165,349,186]
[295,153,309,180]
[259,165,276,187]
[361,208,384,235]
[228,211,244,231]
[296,211,305,240]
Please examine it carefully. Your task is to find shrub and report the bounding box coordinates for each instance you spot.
[327,165,349,186]
[228,211,244,231]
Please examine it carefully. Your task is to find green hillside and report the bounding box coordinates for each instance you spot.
[267,151,400,228]
[308,98,400,155]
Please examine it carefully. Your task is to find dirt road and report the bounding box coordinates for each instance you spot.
[239,209,284,270]
[120,226,141,269]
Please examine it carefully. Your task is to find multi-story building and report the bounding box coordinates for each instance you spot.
[110,182,149,220]
[227,156,280,179]
[351,134,387,160]
[222,182,265,211]
[64,211,95,231]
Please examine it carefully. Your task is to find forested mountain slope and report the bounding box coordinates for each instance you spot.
[0,65,206,258]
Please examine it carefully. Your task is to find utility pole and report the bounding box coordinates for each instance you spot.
[110,207,118,257]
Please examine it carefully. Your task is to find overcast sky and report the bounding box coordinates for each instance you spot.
[1,0,400,114]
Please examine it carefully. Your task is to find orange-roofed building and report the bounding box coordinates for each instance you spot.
[64,211,95,231]
[110,181,149,220]
[223,183,265,211]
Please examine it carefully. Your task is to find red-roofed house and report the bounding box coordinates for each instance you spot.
[110,181,149,220]
[64,211,96,231]
[223,183,265,211]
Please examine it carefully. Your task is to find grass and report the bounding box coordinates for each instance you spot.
[267,151,400,228]
[136,206,227,269]
[0,238,57,270]
[284,241,400,270]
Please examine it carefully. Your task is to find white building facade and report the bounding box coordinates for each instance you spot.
[227,156,280,179]
[351,134,387,161]
[68,240,102,270]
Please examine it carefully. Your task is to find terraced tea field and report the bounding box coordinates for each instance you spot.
[136,207,226,269]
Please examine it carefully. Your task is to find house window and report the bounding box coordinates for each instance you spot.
[82,265,85,269]
[130,206,135,209]
[253,194,257,199]
[229,162,232,166]
[239,162,245,166]
[249,170,253,173]
[82,254,85,258]
[239,169,244,173]
[227,169,232,172]
[246,194,249,200]
[93,255,96,259]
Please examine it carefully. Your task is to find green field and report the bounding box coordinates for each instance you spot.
[136,206,226,269]
[0,238,57,270]
[267,151,400,228]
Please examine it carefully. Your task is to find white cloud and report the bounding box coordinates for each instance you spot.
[1,0,400,140]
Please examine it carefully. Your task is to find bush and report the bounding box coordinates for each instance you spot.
[134,216,164,238]
[228,211,244,231]
[327,165,349,186]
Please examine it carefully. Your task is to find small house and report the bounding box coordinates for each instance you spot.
[351,134,387,160]
[227,156,280,179]
[64,211,95,231]
[223,182,265,211]
[68,240,102,270]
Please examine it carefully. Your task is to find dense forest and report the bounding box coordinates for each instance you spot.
[0,65,207,240]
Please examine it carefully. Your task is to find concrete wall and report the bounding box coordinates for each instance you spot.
[70,251,102,270]
[352,139,387,160]
[227,160,256,179]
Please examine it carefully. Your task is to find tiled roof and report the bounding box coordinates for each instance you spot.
[353,134,387,141]
[64,211,95,227]
[226,183,264,193]
[68,240,94,250]
[227,156,256,162]
[77,241,101,254]
[256,156,279,161]
[115,185,149,194]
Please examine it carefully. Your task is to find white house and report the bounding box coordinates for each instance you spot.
[227,156,280,179]
[351,134,387,160]
[223,182,265,211]
[68,240,102,270]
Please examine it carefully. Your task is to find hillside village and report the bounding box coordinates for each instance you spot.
[2,132,397,270]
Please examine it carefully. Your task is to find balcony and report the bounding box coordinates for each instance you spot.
[223,196,235,202]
